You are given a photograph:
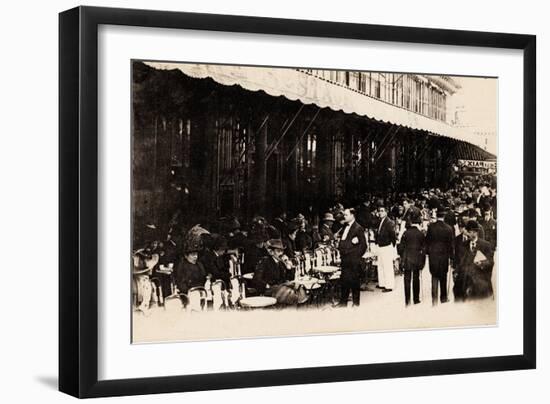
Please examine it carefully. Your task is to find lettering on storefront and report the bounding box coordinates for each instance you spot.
[458,159,497,173]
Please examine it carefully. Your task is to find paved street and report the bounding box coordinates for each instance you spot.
[133,259,497,343]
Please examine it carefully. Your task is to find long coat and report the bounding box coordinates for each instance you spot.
[253,256,289,295]
[458,238,494,299]
[338,221,368,283]
[426,220,455,277]
[398,226,426,271]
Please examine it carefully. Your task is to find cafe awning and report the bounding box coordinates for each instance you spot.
[145,62,483,148]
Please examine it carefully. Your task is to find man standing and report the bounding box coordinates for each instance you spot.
[460,221,495,299]
[376,206,397,292]
[337,208,368,306]
[452,218,470,301]
[398,213,426,305]
[481,208,497,250]
[426,209,455,305]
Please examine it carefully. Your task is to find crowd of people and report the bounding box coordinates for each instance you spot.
[132,175,497,313]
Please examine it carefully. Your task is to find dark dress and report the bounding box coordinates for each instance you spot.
[175,259,206,294]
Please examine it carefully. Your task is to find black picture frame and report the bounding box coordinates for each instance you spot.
[59,5,536,398]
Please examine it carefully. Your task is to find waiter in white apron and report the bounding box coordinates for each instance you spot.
[376,206,397,292]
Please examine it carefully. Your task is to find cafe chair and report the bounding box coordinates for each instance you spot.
[211,280,226,311]
[183,287,208,312]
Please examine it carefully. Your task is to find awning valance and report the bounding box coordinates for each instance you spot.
[144,62,484,148]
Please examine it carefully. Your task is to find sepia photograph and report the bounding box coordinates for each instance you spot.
[131,60,498,343]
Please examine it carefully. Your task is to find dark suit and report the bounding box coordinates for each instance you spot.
[481,218,497,249]
[319,223,335,243]
[338,221,368,306]
[426,219,454,303]
[452,234,469,300]
[242,243,267,274]
[398,226,426,304]
[468,219,485,240]
[377,217,397,247]
[295,230,313,251]
[199,249,230,286]
[253,256,288,295]
[459,238,494,299]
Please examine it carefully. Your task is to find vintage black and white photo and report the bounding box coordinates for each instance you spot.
[131,60,497,343]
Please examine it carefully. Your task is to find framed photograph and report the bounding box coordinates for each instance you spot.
[59,6,536,398]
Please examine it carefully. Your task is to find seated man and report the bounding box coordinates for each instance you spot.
[199,234,231,286]
[253,239,290,295]
[318,212,336,246]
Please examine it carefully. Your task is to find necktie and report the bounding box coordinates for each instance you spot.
[470,241,476,252]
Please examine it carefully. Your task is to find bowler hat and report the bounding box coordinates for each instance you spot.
[266,238,285,250]
[465,220,481,232]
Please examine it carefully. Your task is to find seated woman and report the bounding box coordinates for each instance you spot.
[175,244,207,304]
[132,247,160,314]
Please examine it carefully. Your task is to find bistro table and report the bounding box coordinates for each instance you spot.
[292,276,324,290]
[313,265,340,275]
[239,296,277,309]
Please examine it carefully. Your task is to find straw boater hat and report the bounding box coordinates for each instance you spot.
[323,212,335,222]
[266,239,285,250]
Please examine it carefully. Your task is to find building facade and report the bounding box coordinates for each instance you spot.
[132,62,494,243]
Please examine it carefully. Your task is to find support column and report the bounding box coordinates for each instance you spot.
[253,122,267,217]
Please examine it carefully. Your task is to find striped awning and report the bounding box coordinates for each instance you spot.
[144,61,491,155]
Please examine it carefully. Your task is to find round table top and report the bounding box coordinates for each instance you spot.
[242,272,254,279]
[294,277,324,289]
[240,296,277,308]
[313,265,340,273]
